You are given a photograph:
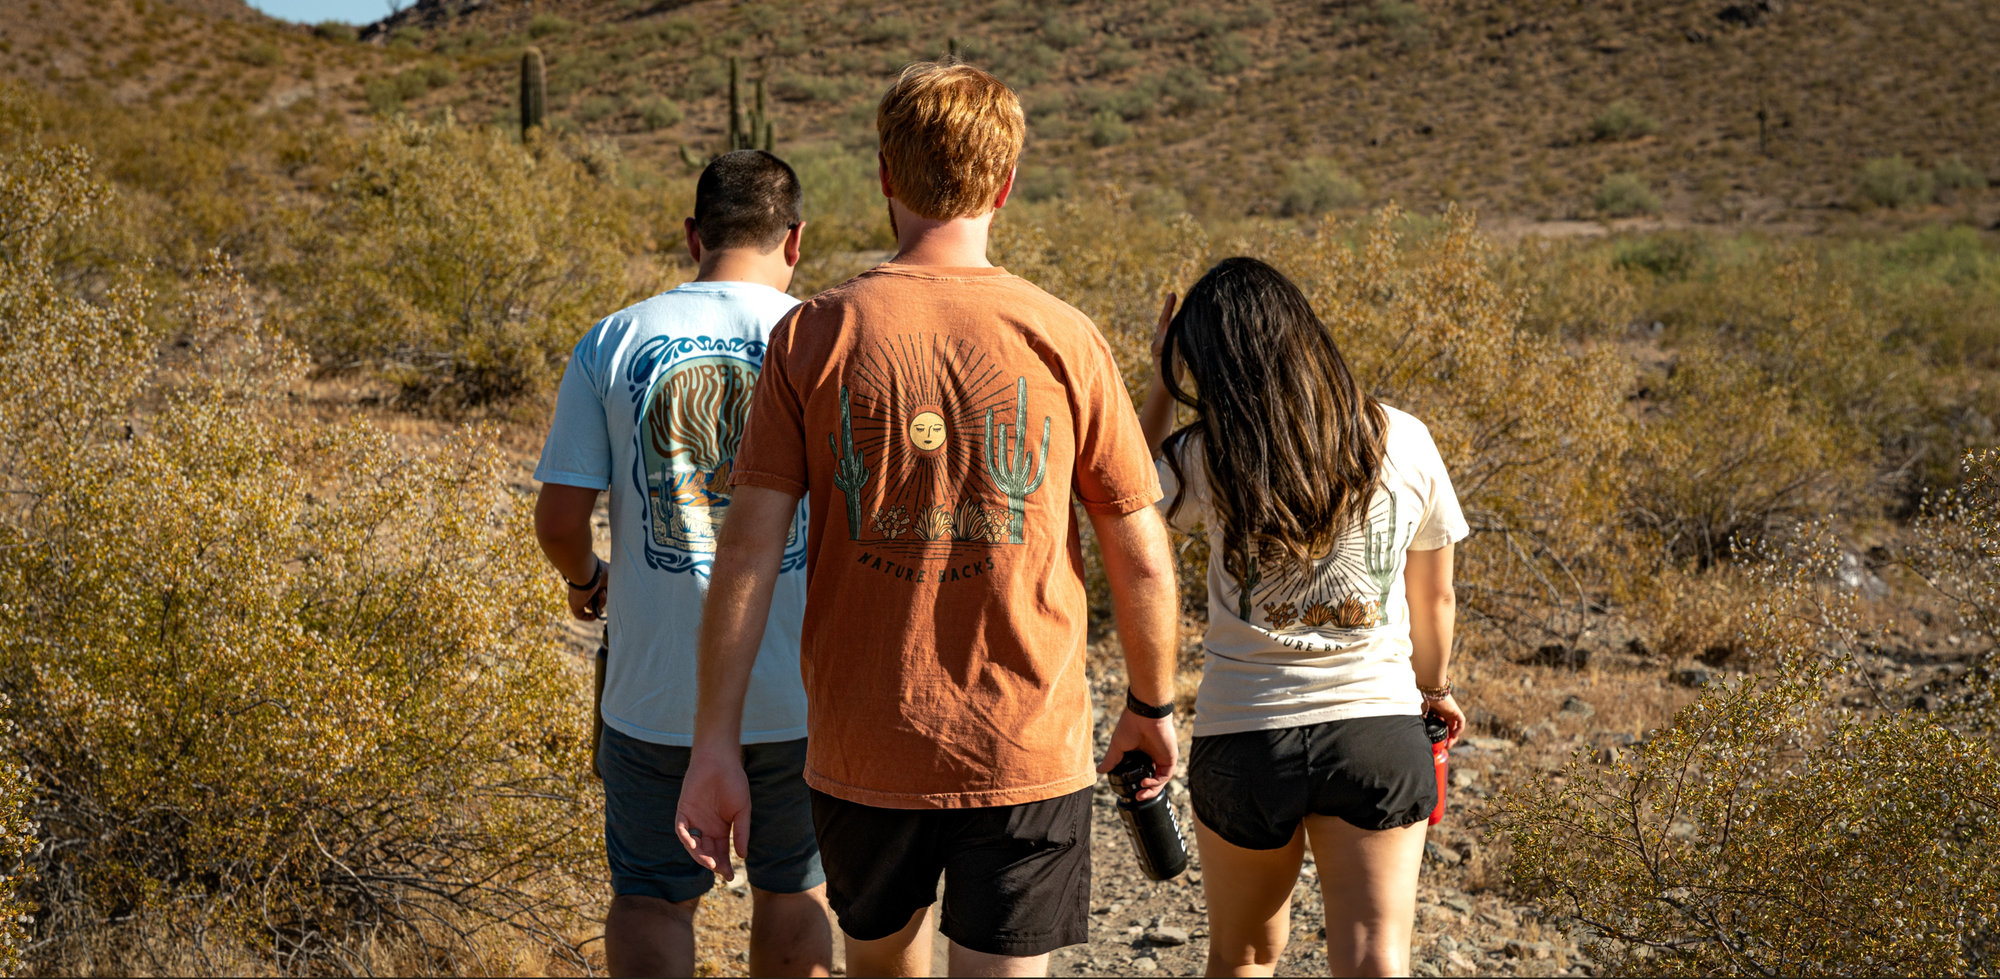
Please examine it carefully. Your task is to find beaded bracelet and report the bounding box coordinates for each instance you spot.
[1417,682,1453,702]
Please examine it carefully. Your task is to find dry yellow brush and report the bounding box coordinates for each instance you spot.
[1,98,599,974]
[1502,515,2000,975]
[276,117,643,411]
[995,196,1635,637]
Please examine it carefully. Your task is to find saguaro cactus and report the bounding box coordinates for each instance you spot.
[520,46,546,136]
[726,58,775,153]
[1236,550,1261,620]
[1362,493,1399,621]
[984,377,1050,544]
[828,385,869,539]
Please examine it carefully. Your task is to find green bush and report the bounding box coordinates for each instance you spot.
[1596,171,1662,217]
[1161,66,1222,113]
[238,40,282,67]
[1612,232,1708,280]
[1040,15,1090,50]
[654,17,698,45]
[1372,0,1425,27]
[639,95,683,131]
[0,701,33,977]
[527,13,573,39]
[1014,163,1075,202]
[313,20,356,42]
[388,25,424,49]
[1,107,598,974]
[1935,154,1985,193]
[277,118,640,407]
[579,94,618,123]
[1087,110,1134,147]
[1096,36,1138,75]
[1205,31,1253,75]
[773,72,866,103]
[1504,535,2000,975]
[1857,155,1935,209]
[1277,156,1363,215]
[861,15,916,44]
[1590,98,1658,141]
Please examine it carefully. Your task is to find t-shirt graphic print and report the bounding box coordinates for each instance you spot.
[732,264,1161,809]
[1238,490,1410,635]
[827,335,1052,564]
[632,336,804,574]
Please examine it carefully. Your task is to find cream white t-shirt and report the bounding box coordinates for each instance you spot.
[1156,405,1469,737]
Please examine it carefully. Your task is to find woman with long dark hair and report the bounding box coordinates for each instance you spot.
[1139,257,1468,977]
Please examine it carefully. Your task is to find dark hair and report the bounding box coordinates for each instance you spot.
[693,149,803,251]
[1162,257,1387,598]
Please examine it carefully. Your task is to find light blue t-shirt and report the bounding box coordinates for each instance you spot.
[536,280,809,746]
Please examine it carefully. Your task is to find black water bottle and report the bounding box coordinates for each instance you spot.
[1107,751,1189,881]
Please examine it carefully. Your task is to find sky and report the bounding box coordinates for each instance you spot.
[243,1,396,25]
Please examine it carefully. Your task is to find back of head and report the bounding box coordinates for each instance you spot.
[876,62,1025,221]
[694,149,803,252]
[1162,257,1388,584]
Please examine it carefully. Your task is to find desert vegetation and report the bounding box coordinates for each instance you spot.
[1,0,1999,975]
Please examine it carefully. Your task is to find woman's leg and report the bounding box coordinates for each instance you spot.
[1303,815,1426,977]
[1194,814,1306,978]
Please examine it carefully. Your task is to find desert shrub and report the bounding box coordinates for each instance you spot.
[527,13,573,39]
[1907,449,2000,722]
[860,15,916,44]
[1204,31,1253,75]
[1505,536,2000,975]
[314,20,356,42]
[579,94,617,123]
[1596,172,1662,217]
[1934,154,1985,195]
[653,17,698,45]
[1277,157,1363,216]
[1160,66,1222,113]
[1015,163,1075,203]
[1040,15,1090,50]
[276,118,641,408]
[1590,99,1658,141]
[1857,155,1935,210]
[1488,236,1640,338]
[1611,232,1708,280]
[0,703,33,978]
[238,40,282,67]
[638,95,682,130]
[1372,0,1424,27]
[1096,37,1139,75]
[1,119,598,974]
[1088,110,1134,147]
[773,72,867,104]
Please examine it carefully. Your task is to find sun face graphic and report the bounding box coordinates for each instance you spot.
[908,410,946,453]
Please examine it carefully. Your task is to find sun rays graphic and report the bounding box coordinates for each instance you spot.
[843,334,1021,546]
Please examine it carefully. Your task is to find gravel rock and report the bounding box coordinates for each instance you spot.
[1423,840,1462,866]
[1671,666,1713,687]
[1130,956,1158,972]
[1145,925,1189,946]
[1559,695,1595,718]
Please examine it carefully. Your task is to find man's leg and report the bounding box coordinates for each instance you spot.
[605,893,699,977]
[750,884,834,978]
[1193,815,1304,977]
[945,937,1049,977]
[1304,814,1426,977]
[844,905,934,977]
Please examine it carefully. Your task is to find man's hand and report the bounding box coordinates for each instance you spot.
[567,555,608,621]
[675,748,752,881]
[1096,708,1178,801]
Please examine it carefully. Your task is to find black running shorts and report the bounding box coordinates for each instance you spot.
[1189,714,1437,850]
[809,786,1092,956]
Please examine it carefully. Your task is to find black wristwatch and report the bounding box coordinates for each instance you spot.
[1126,689,1175,719]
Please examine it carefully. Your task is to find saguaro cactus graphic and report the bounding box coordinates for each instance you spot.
[984,377,1049,544]
[1363,494,1399,622]
[828,385,869,539]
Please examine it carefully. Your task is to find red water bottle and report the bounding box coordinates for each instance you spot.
[1425,713,1449,825]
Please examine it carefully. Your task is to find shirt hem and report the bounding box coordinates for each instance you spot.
[803,768,1098,810]
[603,715,808,748]
[533,468,612,491]
[1192,700,1421,738]
[730,469,808,498]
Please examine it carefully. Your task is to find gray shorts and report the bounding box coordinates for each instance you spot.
[598,726,825,902]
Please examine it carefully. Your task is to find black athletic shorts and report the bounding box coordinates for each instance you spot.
[809,786,1091,956]
[1189,714,1437,850]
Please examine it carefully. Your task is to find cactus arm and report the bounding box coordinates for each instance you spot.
[1363,493,1399,618]
[829,385,868,539]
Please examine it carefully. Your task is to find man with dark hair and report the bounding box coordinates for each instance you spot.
[533,149,829,977]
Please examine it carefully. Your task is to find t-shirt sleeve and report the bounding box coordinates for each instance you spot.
[1408,420,1470,551]
[731,309,810,499]
[1071,326,1162,516]
[1153,442,1209,535]
[533,333,613,490]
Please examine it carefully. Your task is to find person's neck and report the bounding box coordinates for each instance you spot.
[889,200,995,268]
[695,248,794,292]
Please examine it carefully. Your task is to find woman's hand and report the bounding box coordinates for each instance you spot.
[1139,292,1180,458]
[1427,694,1466,749]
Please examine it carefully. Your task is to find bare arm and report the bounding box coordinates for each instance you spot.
[1089,503,1180,800]
[1138,293,1178,458]
[533,482,606,620]
[1405,543,1464,746]
[675,484,799,880]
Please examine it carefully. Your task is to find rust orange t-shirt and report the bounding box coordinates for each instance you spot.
[732,263,1161,809]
